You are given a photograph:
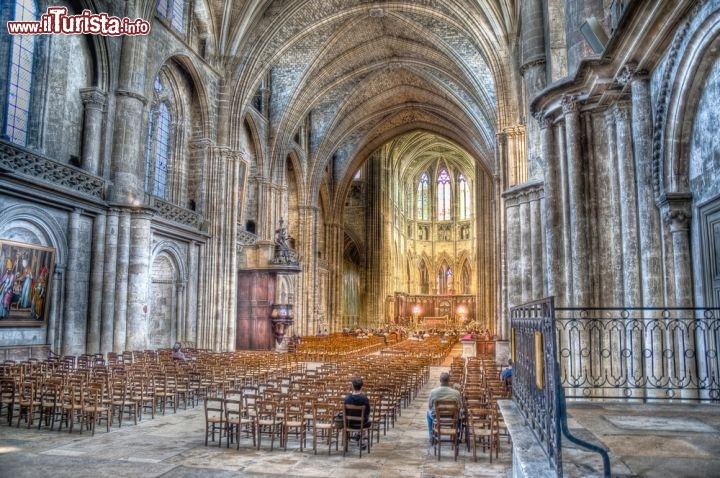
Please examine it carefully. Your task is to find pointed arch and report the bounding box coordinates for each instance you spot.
[437,168,451,221]
[416,172,430,220]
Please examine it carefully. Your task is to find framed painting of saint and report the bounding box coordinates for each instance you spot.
[0,239,55,326]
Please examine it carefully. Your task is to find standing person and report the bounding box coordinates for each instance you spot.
[343,377,371,450]
[427,371,462,445]
[0,259,16,318]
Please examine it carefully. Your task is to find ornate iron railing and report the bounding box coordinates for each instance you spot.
[511,298,563,474]
[555,307,720,401]
[0,140,106,199]
[511,298,611,477]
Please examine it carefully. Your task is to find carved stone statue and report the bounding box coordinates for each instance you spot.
[272,219,299,265]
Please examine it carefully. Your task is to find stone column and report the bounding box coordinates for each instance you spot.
[47,267,64,353]
[519,199,531,303]
[298,205,318,336]
[660,193,695,399]
[615,100,644,396]
[79,87,107,176]
[505,199,521,310]
[603,108,625,306]
[539,114,564,302]
[125,208,153,350]
[530,193,544,299]
[113,210,131,353]
[660,194,693,307]
[520,0,547,181]
[328,222,343,331]
[562,95,588,306]
[625,63,663,307]
[61,208,83,355]
[109,0,148,203]
[186,240,198,343]
[176,282,186,342]
[86,211,105,353]
[614,101,641,306]
[100,209,119,353]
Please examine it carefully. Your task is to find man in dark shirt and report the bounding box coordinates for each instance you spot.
[343,377,371,449]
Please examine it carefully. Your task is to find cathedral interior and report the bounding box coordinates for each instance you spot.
[1,0,720,475]
[0,0,715,354]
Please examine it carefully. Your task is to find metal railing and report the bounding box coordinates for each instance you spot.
[511,298,611,477]
[555,307,720,401]
[511,298,564,474]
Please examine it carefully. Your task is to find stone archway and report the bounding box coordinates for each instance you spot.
[148,253,178,349]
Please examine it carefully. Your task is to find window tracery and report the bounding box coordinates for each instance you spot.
[156,0,185,32]
[145,75,173,199]
[416,173,429,220]
[5,0,37,146]
[437,169,451,221]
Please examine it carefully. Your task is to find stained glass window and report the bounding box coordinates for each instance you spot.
[416,173,429,220]
[156,0,184,32]
[459,174,469,220]
[145,76,172,199]
[5,0,38,145]
[437,169,451,221]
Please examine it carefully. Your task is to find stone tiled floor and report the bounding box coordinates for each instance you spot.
[0,362,513,478]
[4,351,719,478]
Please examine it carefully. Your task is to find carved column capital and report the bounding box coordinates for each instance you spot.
[561,95,578,115]
[613,100,632,122]
[619,61,649,86]
[534,110,553,129]
[659,193,693,232]
[80,87,107,109]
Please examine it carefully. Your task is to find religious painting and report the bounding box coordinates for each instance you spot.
[0,239,55,326]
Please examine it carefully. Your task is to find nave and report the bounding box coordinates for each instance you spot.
[0,344,513,478]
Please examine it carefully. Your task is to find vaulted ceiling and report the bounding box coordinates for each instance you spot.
[199,1,519,189]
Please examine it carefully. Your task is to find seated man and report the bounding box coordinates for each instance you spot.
[343,377,371,450]
[501,359,513,385]
[172,343,188,361]
[427,371,462,445]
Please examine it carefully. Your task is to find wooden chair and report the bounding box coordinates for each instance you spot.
[256,399,284,451]
[16,381,41,429]
[82,384,110,436]
[204,396,224,446]
[132,375,156,420]
[342,403,371,457]
[282,399,307,451]
[310,401,339,455]
[224,396,244,449]
[432,400,460,461]
[37,379,63,430]
[0,378,17,426]
[58,384,84,433]
[110,380,138,427]
[238,389,259,446]
[467,407,500,462]
[154,374,177,415]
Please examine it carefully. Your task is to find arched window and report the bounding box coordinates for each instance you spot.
[156,0,185,32]
[458,174,470,220]
[5,0,38,146]
[437,261,453,294]
[419,261,429,294]
[437,169,451,221]
[461,260,471,294]
[145,75,173,199]
[416,173,429,220]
